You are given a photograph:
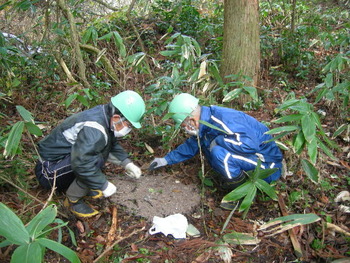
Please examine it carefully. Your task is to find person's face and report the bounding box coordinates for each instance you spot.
[110,115,132,138]
[111,115,131,131]
[181,117,198,136]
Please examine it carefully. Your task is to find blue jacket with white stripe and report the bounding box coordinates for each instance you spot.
[164,106,283,181]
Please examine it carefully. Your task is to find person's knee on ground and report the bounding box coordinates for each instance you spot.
[35,160,75,191]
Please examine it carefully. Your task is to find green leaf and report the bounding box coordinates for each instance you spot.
[11,242,43,263]
[239,186,257,212]
[301,114,316,143]
[325,73,333,88]
[112,31,126,58]
[65,94,77,108]
[16,105,34,123]
[273,114,303,124]
[307,138,318,164]
[316,138,338,161]
[259,213,321,236]
[257,168,278,180]
[0,239,11,248]
[314,86,328,103]
[160,50,179,57]
[223,231,260,245]
[3,121,24,159]
[311,112,322,130]
[301,159,319,183]
[26,205,57,238]
[222,182,252,202]
[265,125,299,135]
[198,120,228,134]
[242,86,258,101]
[222,88,243,102]
[332,124,348,138]
[98,32,112,41]
[293,131,305,154]
[24,122,43,136]
[37,238,81,263]
[264,131,290,144]
[0,203,29,245]
[255,179,277,200]
[277,98,301,111]
[82,27,92,44]
[76,95,89,107]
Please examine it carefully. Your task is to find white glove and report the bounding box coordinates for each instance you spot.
[149,157,168,170]
[102,181,117,198]
[125,162,142,179]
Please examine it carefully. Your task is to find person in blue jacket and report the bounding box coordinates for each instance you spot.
[149,93,283,209]
[35,90,146,217]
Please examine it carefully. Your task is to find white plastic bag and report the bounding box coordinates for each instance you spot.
[149,214,188,239]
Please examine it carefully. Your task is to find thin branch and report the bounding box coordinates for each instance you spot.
[79,44,119,83]
[93,226,146,263]
[91,0,119,11]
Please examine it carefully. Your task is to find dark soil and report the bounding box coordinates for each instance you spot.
[110,174,201,220]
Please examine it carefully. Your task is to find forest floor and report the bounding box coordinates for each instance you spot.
[0,81,349,263]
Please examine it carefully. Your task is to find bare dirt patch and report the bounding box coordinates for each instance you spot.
[110,174,201,221]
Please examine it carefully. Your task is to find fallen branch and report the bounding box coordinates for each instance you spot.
[278,194,303,258]
[93,226,146,263]
[106,205,118,247]
[326,222,350,237]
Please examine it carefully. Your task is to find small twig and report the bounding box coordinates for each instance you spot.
[93,226,146,263]
[42,171,57,210]
[196,134,209,236]
[278,194,303,258]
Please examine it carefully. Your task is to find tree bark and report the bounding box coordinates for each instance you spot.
[57,0,91,89]
[221,0,260,88]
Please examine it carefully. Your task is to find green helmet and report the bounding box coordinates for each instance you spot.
[168,93,199,125]
[111,90,145,129]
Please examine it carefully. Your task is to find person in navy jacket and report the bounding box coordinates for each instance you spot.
[149,93,283,208]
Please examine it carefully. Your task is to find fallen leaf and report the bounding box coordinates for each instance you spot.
[131,243,138,252]
[76,220,85,233]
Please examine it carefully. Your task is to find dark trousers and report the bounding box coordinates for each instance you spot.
[35,155,75,191]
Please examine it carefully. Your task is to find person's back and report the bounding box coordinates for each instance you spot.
[38,104,109,161]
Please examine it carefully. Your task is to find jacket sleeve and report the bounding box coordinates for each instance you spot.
[164,136,199,165]
[71,126,108,190]
[108,137,131,166]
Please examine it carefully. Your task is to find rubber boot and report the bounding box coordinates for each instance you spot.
[65,179,99,217]
[64,198,99,218]
[86,189,104,199]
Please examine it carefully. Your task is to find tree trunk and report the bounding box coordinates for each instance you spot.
[57,0,91,89]
[221,0,260,89]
